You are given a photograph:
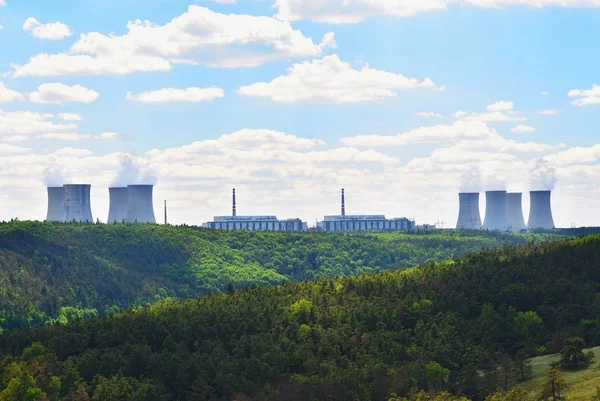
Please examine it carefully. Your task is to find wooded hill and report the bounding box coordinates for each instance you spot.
[0,221,550,333]
[0,234,598,400]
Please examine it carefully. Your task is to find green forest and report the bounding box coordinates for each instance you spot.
[0,221,554,333]
[0,232,598,400]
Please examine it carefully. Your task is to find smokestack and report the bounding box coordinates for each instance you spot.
[456,193,482,229]
[483,190,508,231]
[507,193,526,232]
[127,185,156,224]
[528,190,555,230]
[108,187,128,224]
[341,188,345,216]
[63,184,93,223]
[232,188,237,217]
[46,187,65,222]
[164,200,167,225]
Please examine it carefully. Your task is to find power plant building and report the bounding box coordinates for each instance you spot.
[202,189,308,231]
[507,192,527,232]
[317,189,414,232]
[64,184,93,223]
[127,185,156,224]
[46,187,65,222]
[528,190,555,230]
[456,193,482,229]
[483,190,508,231]
[107,187,128,223]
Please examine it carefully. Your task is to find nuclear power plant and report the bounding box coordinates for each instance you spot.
[46,187,65,222]
[64,184,93,223]
[483,191,508,231]
[507,193,526,232]
[456,193,482,229]
[528,190,555,230]
[107,187,128,223]
[127,185,156,224]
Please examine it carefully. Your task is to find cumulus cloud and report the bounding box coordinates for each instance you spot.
[126,87,224,103]
[539,109,559,115]
[486,101,514,112]
[57,113,83,121]
[0,109,77,135]
[238,55,439,103]
[11,6,335,77]
[454,101,526,122]
[544,144,600,166]
[541,91,550,96]
[510,124,536,134]
[0,81,24,103]
[0,144,31,153]
[36,132,118,141]
[0,1,5,7]
[274,0,600,23]
[23,17,73,40]
[53,147,93,157]
[29,83,99,104]
[415,112,443,119]
[568,84,600,106]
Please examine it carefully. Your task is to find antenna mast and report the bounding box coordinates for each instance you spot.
[232,188,237,217]
[341,188,346,216]
[164,200,167,225]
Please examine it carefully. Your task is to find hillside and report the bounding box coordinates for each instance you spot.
[0,221,550,333]
[0,235,598,400]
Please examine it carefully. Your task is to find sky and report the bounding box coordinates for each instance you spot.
[0,0,599,228]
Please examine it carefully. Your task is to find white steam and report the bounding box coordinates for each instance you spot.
[111,154,157,187]
[43,156,66,187]
[529,159,557,190]
[459,165,482,193]
[484,171,507,191]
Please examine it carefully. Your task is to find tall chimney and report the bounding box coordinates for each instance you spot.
[64,184,93,223]
[528,190,555,230]
[456,193,482,229]
[341,188,346,216]
[127,185,156,223]
[46,187,65,222]
[506,193,526,232]
[164,200,167,225]
[232,188,237,217]
[483,190,508,231]
[107,187,128,224]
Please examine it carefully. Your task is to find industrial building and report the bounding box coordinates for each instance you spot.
[528,190,555,229]
[107,187,128,223]
[483,190,508,231]
[507,193,527,232]
[46,187,65,222]
[202,189,308,231]
[317,189,414,232]
[64,184,93,223]
[456,193,482,229]
[126,185,156,224]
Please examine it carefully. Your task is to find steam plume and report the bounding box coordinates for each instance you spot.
[459,165,482,193]
[484,171,507,191]
[111,154,157,187]
[43,156,65,187]
[530,159,557,190]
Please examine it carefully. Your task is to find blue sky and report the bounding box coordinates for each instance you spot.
[0,0,598,227]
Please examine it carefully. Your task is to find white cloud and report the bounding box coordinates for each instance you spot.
[486,101,513,112]
[510,124,536,134]
[23,17,73,40]
[0,81,24,103]
[12,6,335,77]
[539,109,559,115]
[542,91,550,96]
[568,84,600,106]
[57,113,83,121]
[238,55,439,103]
[0,144,31,153]
[29,83,99,104]
[36,131,118,141]
[0,1,5,7]
[97,132,118,140]
[126,87,224,103]
[0,109,77,135]
[415,112,443,119]
[53,147,93,157]
[544,145,600,166]
[274,0,600,23]
[3,135,28,143]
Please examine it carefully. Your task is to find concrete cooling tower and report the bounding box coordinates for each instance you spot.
[127,185,156,223]
[46,187,65,222]
[506,193,526,232]
[483,190,508,231]
[456,193,482,229]
[64,184,93,223]
[528,190,555,230]
[108,187,128,223]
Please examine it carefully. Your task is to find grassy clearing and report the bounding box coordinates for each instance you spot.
[519,347,600,400]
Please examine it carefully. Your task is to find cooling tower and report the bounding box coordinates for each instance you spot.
[108,187,128,223]
[527,190,555,230]
[46,187,65,222]
[127,185,156,223]
[456,193,482,229]
[506,193,526,232]
[63,184,93,223]
[483,191,508,231]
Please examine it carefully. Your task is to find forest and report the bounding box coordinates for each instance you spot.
[0,221,555,333]
[0,233,598,400]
